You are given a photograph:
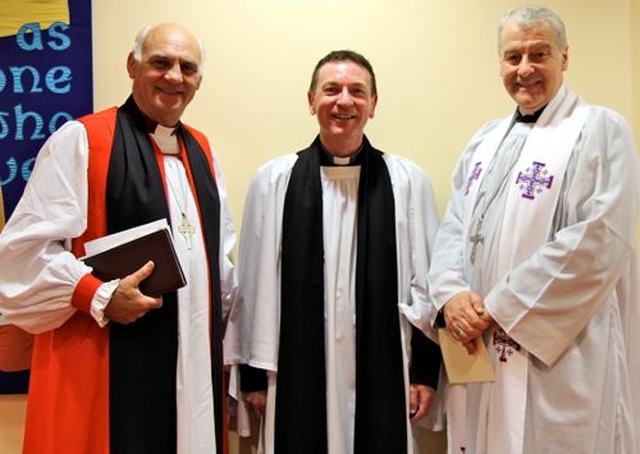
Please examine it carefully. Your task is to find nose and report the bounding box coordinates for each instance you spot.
[336,87,353,106]
[164,62,184,83]
[517,56,535,78]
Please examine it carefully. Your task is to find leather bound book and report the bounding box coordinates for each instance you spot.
[83,228,187,296]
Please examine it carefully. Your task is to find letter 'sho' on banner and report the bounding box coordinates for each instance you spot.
[0,0,93,393]
[0,0,93,219]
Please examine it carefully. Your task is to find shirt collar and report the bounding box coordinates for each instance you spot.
[319,143,364,166]
[514,105,546,123]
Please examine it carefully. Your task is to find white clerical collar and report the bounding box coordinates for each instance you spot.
[333,156,352,165]
[320,144,363,166]
[154,124,176,137]
[151,125,179,155]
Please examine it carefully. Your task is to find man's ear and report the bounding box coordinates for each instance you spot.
[561,46,569,71]
[369,94,378,119]
[307,91,316,115]
[126,52,136,78]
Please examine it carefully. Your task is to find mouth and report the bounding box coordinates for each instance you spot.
[332,114,357,120]
[156,86,183,95]
[515,79,541,89]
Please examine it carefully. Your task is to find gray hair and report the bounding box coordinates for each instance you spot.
[131,24,206,74]
[498,6,567,54]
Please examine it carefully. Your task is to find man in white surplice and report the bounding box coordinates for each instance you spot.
[428,6,640,454]
[224,50,443,454]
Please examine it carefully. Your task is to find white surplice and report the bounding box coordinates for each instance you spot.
[429,86,640,454]
[224,152,443,454]
[0,120,237,454]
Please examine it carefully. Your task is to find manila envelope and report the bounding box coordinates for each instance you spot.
[439,328,496,384]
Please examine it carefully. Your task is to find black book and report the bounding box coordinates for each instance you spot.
[83,228,186,296]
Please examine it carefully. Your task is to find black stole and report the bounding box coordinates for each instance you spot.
[276,136,407,453]
[106,96,223,454]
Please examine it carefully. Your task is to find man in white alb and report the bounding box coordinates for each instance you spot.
[429,6,640,454]
[224,50,443,454]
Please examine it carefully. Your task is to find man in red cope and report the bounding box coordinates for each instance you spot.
[0,22,236,454]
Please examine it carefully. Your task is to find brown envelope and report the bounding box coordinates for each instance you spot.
[439,328,496,384]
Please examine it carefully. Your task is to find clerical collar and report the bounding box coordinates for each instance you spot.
[514,106,546,123]
[319,144,364,166]
[154,124,176,138]
[150,124,179,155]
[138,110,178,136]
[136,108,180,154]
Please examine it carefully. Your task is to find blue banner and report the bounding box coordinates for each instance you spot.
[0,0,93,393]
[1,0,93,216]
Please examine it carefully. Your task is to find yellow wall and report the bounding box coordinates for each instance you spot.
[0,394,27,454]
[92,0,638,222]
[633,0,640,136]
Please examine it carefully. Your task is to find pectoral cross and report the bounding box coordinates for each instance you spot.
[469,215,484,265]
[178,213,195,250]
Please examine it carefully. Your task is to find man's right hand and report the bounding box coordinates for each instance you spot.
[103,261,163,324]
[443,290,493,353]
[243,391,267,420]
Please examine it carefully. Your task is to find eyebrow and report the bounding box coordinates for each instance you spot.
[504,41,553,52]
[321,80,368,88]
[147,51,199,62]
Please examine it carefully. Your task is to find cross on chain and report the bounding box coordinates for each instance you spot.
[469,214,485,265]
[516,161,553,200]
[178,214,195,250]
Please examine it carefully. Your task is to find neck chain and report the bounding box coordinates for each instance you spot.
[469,124,526,264]
[166,160,196,250]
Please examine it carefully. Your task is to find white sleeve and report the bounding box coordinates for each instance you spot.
[0,121,94,334]
[223,154,297,370]
[211,151,237,323]
[486,109,640,366]
[428,122,499,313]
[387,155,441,341]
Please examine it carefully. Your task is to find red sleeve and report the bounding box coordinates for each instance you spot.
[71,273,103,313]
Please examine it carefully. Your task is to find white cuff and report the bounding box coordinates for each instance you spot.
[90,279,120,327]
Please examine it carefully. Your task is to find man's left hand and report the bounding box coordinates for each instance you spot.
[409,383,436,421]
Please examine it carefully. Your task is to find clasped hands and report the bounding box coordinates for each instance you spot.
[443,290,493,354]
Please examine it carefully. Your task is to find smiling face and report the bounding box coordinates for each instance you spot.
[127,23,202,127]
[307,60,378,157]
[499,18,568,114]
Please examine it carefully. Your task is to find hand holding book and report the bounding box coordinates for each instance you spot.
[81,219,187,296]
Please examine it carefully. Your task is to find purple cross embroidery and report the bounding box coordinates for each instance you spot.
[516,161,554,200]
[492,329,521,362]
[465,162,482,195]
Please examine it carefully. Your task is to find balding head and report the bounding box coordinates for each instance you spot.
[127,23,204,126]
